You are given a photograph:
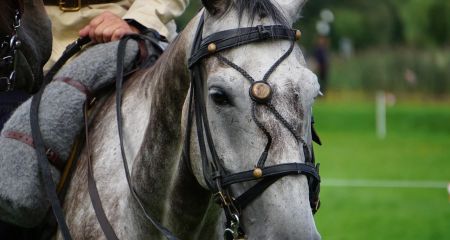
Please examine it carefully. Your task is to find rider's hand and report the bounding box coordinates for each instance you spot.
[79,11,140,43]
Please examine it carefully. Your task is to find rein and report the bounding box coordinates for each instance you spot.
[186,13,321,240]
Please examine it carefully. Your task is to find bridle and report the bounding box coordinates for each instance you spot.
[0,8,22,92]
[186,13,321,240]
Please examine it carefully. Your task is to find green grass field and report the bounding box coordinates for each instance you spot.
[312,93,450,240]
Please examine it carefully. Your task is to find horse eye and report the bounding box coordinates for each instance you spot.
[209,87,232,106]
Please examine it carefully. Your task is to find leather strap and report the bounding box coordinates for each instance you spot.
[311,117,322,145]
[188,25,296,68]
[54,77,92,101]
[84,104,119,240]
[221,162,320,187]
[2,131,64,172]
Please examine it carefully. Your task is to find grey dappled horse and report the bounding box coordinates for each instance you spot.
[59,0,321,239]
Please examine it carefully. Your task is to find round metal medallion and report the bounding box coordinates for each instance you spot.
[250,81,272,103]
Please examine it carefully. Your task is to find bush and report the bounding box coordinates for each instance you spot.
[325,48,450,95]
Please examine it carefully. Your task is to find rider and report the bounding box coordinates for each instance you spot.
[0,0,188,239]
[43,0,188,70]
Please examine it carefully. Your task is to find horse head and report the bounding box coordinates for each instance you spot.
[186,0,321,239]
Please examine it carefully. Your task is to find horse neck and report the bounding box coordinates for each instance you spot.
[127,19,216,238]
[130,27,191,200]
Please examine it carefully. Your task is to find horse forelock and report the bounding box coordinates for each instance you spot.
[209,0,290,26]
[234,0,289,25]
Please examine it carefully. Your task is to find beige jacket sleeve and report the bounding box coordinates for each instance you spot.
[122,0,189,38]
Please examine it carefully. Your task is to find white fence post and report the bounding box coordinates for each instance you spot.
[376,91,386,139]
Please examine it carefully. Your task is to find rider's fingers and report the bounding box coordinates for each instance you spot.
[81,11,140,43]
[94,25,107,43]
[79,25,90,37]
[102,26,115,43]
[111,28,126,41]
[89,11,108,28]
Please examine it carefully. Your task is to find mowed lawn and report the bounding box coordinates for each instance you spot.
[312,94,450,240]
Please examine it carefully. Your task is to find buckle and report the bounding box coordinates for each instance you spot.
[0,71,16,92]
[46,148,55,158]
[214,191,231,206]
[257,25,271,40]
[59,0,82,12]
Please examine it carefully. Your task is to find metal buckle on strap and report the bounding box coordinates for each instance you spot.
[224,214,247,240]
[257,25,271,40]
[59,0,82,12]
[214,191,232,206]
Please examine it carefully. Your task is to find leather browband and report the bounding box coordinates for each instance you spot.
[188,25,297,68]
[2,131,65,171]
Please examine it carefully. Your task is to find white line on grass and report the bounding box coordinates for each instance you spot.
[322,178,448,189]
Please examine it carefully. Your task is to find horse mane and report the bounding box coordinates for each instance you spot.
[232,0,289,26]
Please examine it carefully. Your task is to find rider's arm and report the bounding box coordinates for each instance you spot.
[122,0,189,38]
[78,0,188,43]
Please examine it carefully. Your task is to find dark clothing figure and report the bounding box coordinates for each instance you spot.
[0,90,31,239]
[0,90,30,130]
[0,221,35,240]
[313,36,329,93]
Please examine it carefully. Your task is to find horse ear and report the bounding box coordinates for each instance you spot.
[276,0,307,23]
[201,0,231,15]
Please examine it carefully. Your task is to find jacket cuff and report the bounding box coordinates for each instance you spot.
[124,19,148,33]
